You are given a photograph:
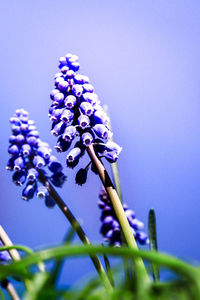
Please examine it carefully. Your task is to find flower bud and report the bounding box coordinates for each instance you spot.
[14,157,25,171]
[12,170,26,186]
[75,168,88,185]
[72,84,83,97]
[93,124,109,139]
[61,109,74,123]
[48,156,63,173]
[80,102,94,116]
[64,95,77,109]
[51,121,66,136]
[33,155,46,169]
[62,125,77,142]
[78,115,90,129]
[81,132,93,146]
[37,186,49,199]
[22,182,36,200]
[27,168,39,182]
[55,136,71,152]
[50,172,67,187]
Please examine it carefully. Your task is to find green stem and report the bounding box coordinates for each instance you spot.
[87,145,149,283]
[38,170,113,293]
[0,225,33,291]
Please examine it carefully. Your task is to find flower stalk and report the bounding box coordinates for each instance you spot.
[87,144,149,283]
[1,279,21,300]
[0,225,32,293]
[37,170,113,293]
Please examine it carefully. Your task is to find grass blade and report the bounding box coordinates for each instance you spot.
[148,208,160,282]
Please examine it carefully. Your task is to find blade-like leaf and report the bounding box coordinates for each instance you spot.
[148,208,160,282]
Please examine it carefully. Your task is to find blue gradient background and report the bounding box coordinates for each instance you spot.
[1,0,200,290]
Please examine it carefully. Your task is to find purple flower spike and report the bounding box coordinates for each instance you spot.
[49,54,122,170]
[7,109,66,207]
[98,186,149,246]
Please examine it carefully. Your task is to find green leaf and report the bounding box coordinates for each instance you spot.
[0,288,5,300]
[23,272,49,300]
[148,208,160,282]
[0,244,199,281]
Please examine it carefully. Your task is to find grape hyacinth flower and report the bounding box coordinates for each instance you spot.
[0,241,11,264]
[49,53,122,179]
[98,186,149,247]
[6,109,66,207]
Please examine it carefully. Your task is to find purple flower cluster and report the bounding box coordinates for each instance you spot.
[49,53,122,170]
[7,109,66,207]
[0,241,11,264]
[98,187,149,247]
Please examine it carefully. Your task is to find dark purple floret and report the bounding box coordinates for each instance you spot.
[50,172,67,188]
[7,109,66,207]
[49,53,122,172]
[98,186,149,247]
[75,168,88,185]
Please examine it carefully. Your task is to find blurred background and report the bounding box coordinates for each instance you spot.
[0,0,200,290]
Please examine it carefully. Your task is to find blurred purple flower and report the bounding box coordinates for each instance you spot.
[98,186,149,246]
